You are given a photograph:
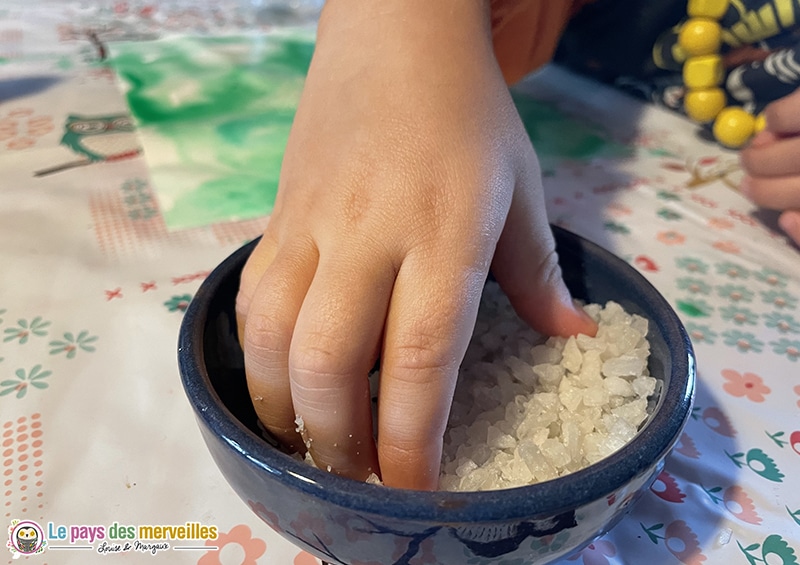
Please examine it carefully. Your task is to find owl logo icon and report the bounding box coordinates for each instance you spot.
[7,519,46,556]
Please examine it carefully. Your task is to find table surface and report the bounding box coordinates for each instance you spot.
[1,2,799,564]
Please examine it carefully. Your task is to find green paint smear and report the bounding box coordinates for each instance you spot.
[511,91,632,163]
[110,33,313,230]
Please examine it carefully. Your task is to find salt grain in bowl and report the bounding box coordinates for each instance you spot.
[295,281,659,491]
[438,281,657,492]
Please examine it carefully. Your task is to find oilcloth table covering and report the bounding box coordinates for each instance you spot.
[1,2,799,564]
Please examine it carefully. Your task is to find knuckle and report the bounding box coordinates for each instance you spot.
[380,441,430,466]
[391,332,456,377]
[289,334,352,386]
[243,313,289,359]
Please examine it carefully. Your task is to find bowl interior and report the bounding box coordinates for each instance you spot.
[180,225,695,522]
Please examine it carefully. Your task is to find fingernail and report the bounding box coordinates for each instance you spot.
[573,300,599,337]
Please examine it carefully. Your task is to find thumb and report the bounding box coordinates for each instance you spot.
[491,175,597,339]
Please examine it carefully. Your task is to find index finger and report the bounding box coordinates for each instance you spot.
[377,254,486,490]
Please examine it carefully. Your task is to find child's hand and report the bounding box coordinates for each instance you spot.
[235,0,596,490]
[740,88,800,245]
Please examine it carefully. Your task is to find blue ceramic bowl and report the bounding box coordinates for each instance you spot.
[178,226,695,565]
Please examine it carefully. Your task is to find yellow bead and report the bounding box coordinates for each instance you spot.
[684,88,727,122]
[683,55,724,89]
[713,107,756,148]
[688,0,729,19]
[754,112,767,133]
[678,18,722,56]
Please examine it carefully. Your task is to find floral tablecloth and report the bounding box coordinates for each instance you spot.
[1,2,798,564]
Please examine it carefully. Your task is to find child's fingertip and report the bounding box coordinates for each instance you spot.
[778,210,800,240]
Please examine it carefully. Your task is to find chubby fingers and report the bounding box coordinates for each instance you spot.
[740,88,800,215]
[740,135,800,179]
[377,252,486,490]
[763,87,800,136]
[779,210,800,245]
[740,173,800,211]
[237,236,318,452]
[288,252,397,480]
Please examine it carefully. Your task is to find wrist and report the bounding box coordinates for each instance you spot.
[317,0,495,64]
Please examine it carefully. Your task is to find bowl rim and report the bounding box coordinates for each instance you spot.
[179,226,696,522]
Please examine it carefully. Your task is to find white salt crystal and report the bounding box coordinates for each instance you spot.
[582,385,610,407]
[604,375,635,397]
[599,301,626,325]
[582,432,610,464]
[533,363,565,391]
[602,355,647,377]
[583,302,602,321]
[506,355,537,387]
[561,336,583,374]
[558,378,583,412]
[632,375,657,397]
[501,457,534,485]
[540,438,571,468]
[630,314,649,338]
[517,440,558,482]
[545,335,567,351]
[561,420,581,460]
[531,343,562,365]
[455,459,478,478]
[470,443,492,466]
[575,350,603,387]
[530,427,550,446]
[576,333,607,353]
[487,425,517,450]
[612,397,649,427]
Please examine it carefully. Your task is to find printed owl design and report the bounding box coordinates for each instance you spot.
[35,113,141,177]
[60,114,139,162]
[7,520,45,556]
[14,525,38,553]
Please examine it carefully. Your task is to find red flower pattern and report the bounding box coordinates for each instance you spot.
[721,369,771,402]
[294,551,320,565]
[701,407,737,437]
[650,470,685,503]
[674,433,701,458]
[197,524,266,565]
[657,230,686,245]
[664,521,706,565]
[723,485,762,524]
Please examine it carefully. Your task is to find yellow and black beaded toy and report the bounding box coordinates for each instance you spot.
[680,0,768,148]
